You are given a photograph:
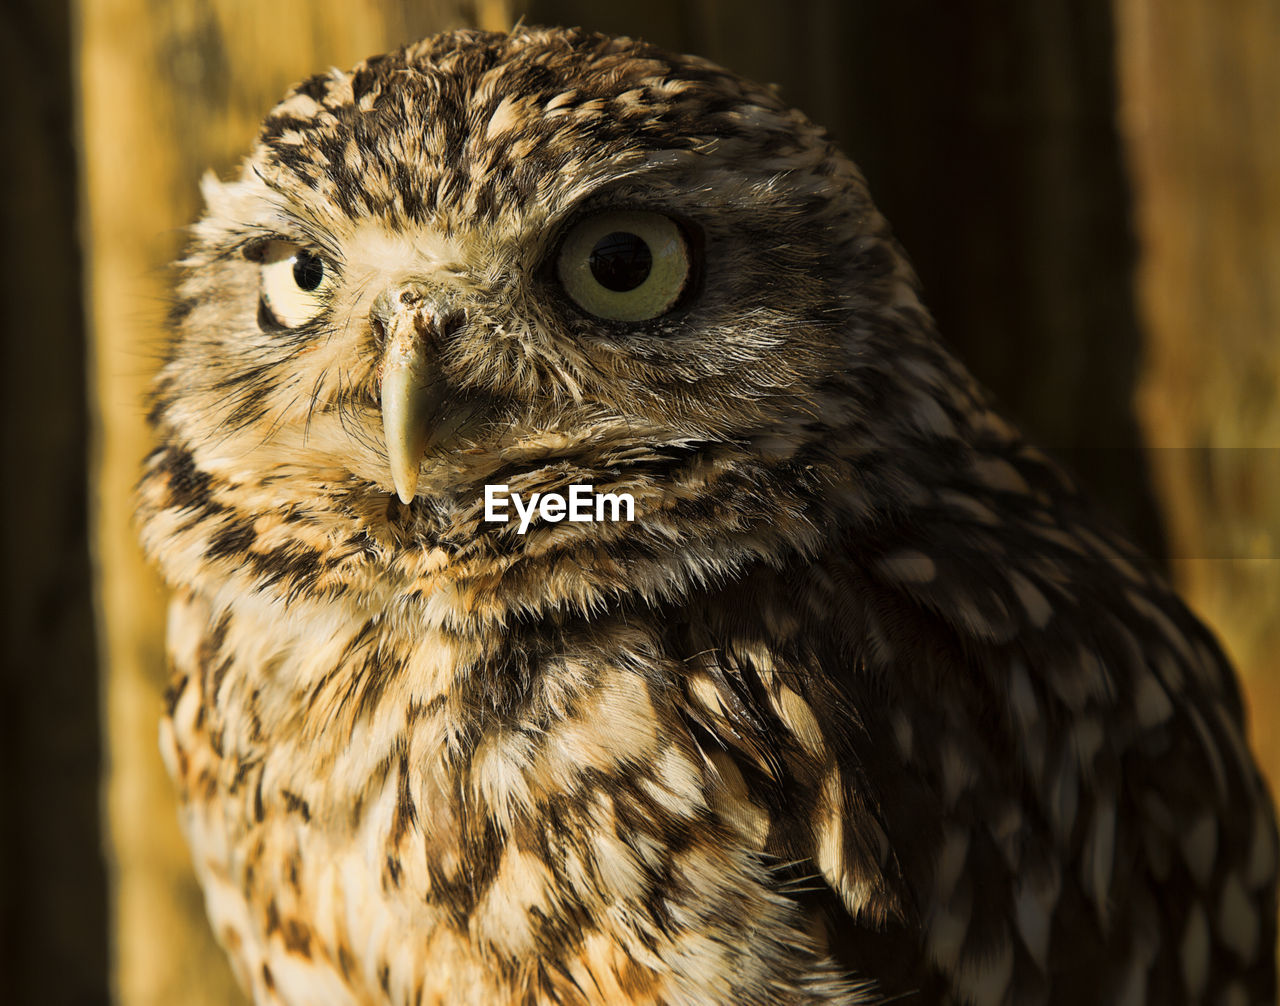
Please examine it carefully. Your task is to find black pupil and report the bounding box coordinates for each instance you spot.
[588,232,652,292]
[292,251,324,291]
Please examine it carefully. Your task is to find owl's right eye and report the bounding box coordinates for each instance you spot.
[251,239,334,328]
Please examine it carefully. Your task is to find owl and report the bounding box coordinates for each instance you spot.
[138,25,1277,1006]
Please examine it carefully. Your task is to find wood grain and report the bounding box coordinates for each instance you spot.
[1115,0,1280,798]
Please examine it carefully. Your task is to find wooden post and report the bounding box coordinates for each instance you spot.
[1114,0,1280,790]
[1,2,106,1003]
[74,3,514,1001]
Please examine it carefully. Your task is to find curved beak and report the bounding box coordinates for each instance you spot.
[379,309,448,504]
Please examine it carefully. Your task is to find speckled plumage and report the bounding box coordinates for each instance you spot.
[139,26,1277,1005]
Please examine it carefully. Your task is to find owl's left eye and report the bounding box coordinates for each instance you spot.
[555,210,691,323]
[252,240,334,328]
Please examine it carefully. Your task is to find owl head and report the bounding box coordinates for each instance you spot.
[144,27,977,626]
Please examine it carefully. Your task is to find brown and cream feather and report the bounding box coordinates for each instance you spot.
[139,26,1276,1005]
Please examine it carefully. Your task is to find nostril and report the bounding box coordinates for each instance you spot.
[439,310,465,339]
[371,316,387,345]
[411,309,465,343]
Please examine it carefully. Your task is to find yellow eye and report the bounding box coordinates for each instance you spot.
[556,211,690,322]
[256,240,332,328]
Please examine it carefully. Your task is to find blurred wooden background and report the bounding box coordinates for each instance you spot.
[1,0,1274,1002]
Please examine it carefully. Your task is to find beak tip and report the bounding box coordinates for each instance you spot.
[392,471,419,505]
